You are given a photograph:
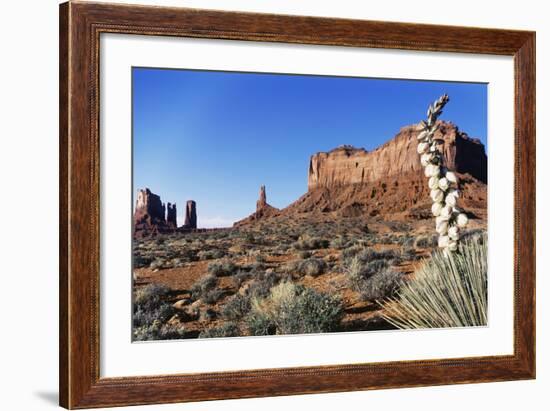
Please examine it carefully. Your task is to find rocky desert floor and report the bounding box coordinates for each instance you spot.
[132,213,486,341]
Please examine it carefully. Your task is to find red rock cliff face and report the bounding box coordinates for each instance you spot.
[134,188,166,225]
[184,200,197,229]
[308,121,487,191]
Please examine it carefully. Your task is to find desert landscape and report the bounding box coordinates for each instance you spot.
[132,120,488,341]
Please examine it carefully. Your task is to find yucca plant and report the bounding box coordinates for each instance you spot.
[380,234,487,329]
[417,94,470,252]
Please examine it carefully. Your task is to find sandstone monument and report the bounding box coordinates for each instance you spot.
[308,121,486,191]
[184,200,197,229]
[133,188,197,236]
[234,185,279,227]
[134,188,166,226]
[237,121,487,225]
[166,202,177,227]
[257,185,267,211]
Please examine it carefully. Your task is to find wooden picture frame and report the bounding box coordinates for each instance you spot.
[59,1,535,408]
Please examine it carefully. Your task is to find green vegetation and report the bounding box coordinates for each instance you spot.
[381,234,487,328]
[247,282,344,335]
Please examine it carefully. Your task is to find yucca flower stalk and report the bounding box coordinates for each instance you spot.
[417,94,469,251]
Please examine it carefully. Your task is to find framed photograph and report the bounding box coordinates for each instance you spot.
[59,1,535,408]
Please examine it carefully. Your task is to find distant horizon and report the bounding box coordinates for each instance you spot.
[133,68,487,228]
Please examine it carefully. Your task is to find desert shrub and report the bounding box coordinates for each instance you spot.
[281,260,300,274]
[358,269,402,301]
[202,288,225,304]
[255,254,267,263]
[133,283,178,340]
[386,221,411,232]
[134,283,171,310]
[242,261,265,274]
[344,247,401,268]
[293,236,330,250]
[232,270,253,288]
[133,321,187,341]
[247,312,276,336]
[190,274,217,300]
[414,234,438,248]
[248,282,343,335]
[359,248,401,264]
[330,236,349,249]
[345,255,401,301]
[298,250,312,259]
[133,255,153,268]
[200,308,217,321]
[149,258,167,270]
[346,256,388,289]
[297,258,327,277]
[244,232,256,244]
[341,245,365,264]
[273,243,291,253]
[401,246,417,261]
[398,236,415,247]
[381,235,488,328]
[199,322,240,338]
[222,294,251,320]
[246,271,284,299]
[197,249,225,260]
[133,303,174,329]
[207,260,238,277]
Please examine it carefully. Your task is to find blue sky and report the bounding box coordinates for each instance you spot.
[133,68,487,228]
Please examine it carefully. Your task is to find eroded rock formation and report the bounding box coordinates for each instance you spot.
[184,200,197,229]
[308,121,487,191]
[134,188,172,237]
[257,185,267,211]
[166,202,177,227]
[236,121,487,226]
[134,188,165,225]
[234,185,279,227]
[134,189,199,236]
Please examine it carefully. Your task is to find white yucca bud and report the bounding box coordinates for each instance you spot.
[445,190,459,207]
[417,131,429,141]
[421,153,433,167]
[417,142,429,154]
[440,205,453,220]
[425,164,440,178]
[431,202,444,216]
[436,220,448,235]
[438,177,449,191]
[438,235,450,248]
[457,213,469,227]
[428,175,439,190]
[446,171,458,184]
[435,215,446,226]
[447,241,458,251]
[448,226,459,240]
[430,189,444,202]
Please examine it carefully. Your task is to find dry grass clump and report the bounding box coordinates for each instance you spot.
[381,234,487,328]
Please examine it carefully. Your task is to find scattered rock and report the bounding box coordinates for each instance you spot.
[172,298,192,310]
